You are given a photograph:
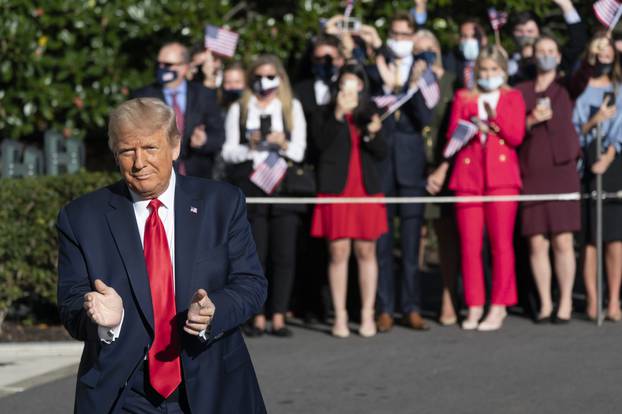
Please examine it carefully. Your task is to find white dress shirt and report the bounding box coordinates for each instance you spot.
[222,96,307,168]
[314,79,331,105]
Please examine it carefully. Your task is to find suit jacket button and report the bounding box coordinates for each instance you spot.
[499,139,505,145]
[464,157,471,165]
[499,154,507,162]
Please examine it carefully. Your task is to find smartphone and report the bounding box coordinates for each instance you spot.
[604,91,616,107]
[537,97,550,109]
[259,114,272,141]
[336,17,361,33]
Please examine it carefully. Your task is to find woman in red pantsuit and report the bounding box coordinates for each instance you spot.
[444,46,526,331]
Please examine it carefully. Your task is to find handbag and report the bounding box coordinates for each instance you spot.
[279,160,317,196]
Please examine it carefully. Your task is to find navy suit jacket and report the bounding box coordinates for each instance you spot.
[57,174,267,413]
[132,82,225,178]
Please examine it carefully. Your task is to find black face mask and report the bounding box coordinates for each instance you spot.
[221,88,243,105]
[156,67,178,85]
[312,55,338,83]
[594,62,613,77]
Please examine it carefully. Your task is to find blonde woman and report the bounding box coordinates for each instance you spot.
[441,46,526,331]
[223,55,307,337]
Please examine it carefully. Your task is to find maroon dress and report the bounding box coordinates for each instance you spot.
[311,114,388,241]
[516,80,581,236]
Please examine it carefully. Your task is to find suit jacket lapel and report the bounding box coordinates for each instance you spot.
[174,176,203,312]
[105,183,154,332]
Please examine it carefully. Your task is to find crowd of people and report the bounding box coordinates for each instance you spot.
[129,0,622,338]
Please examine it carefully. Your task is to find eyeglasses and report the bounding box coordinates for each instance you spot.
[389,30,413,37]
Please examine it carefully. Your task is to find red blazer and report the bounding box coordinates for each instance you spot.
[446,87,526,193]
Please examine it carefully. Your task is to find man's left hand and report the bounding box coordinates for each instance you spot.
[185,289,215,336]
[190,125,207,148]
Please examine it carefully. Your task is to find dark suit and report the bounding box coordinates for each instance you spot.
[371,65,434,316]
[132,82,225,178]
[57,175,267,413]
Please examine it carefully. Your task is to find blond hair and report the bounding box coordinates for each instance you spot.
[240,55,294,131]
[108,98,180,151]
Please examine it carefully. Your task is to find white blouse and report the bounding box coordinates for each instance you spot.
[477,90,500,144]
[222,96,307,168]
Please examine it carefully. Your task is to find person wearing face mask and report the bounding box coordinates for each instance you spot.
[373,11,435,333]
[311,64,388,338]
[438,46,526,331]
[516,36,581,324]
[573,33,622,322]
[188,46,224,89]
[443,19,488,91]
[132,42,225,179]
[222,55,307,337]
[293,34,345,324]
[508,0,587,86]
[219,62,246,110]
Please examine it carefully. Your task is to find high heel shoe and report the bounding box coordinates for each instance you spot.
[477,308,507,331]
[331,310,350,338]
[461,307,483,330]
[358,309,377,337]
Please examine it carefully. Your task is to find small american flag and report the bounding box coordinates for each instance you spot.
[488,7,508,31]
[417,68,440,109]
[205,25,239,58]
[250,152,288,195]
[372,94,399,109]
[594,0,622,29]
[443,120,479,158]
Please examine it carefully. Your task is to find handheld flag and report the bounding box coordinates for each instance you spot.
[443,120,479,158]
[250,152,288,195]
[205,25,239,58]
[417,68,440,109]
[488,7,508,31]
[594,0,622,29]
[344,0,355,18]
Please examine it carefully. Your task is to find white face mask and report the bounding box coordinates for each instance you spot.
[477,75,505,91]
[460,38,479,61]
[260,76,280,91]
[387,39,414,59]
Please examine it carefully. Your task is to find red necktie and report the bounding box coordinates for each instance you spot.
[170,92,185,137]
[144,199,181,398]
[170,92,187,176]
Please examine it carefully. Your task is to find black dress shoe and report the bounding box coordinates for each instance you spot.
[243,325,265,337]
[552,315,571,324]
[270,327,293,337]
[534,315,552,324]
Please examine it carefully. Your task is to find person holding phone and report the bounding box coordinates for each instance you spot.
[441,46,526,331]
[222,55,307,337]
[516,35,581,323]
[573,33,622,321]
[311,65,388,338]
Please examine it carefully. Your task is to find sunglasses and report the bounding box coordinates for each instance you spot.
[157,61,184,68]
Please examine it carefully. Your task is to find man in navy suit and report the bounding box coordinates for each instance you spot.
[132,42,225,178]
[57,98,267,413]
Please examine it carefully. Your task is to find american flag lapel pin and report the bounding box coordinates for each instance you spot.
[190,206,198,214]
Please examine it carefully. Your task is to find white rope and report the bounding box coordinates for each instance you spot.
[245,191,622,204]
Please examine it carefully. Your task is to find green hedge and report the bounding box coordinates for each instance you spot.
[1,0,597,141]
[0,171,119,328]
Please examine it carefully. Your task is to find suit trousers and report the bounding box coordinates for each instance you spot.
[454,188,519,307]
[120,363,190,413]
[376,186,425,315]
[250,205,300,314]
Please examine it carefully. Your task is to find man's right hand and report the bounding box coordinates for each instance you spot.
[83,279,123,328]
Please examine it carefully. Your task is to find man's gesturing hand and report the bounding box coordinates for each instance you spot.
[185,289,215,336]
[83,279,123,328]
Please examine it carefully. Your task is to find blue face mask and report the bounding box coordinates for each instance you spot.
[312,62,338,83]
[414,51,437,66]
[477,75,504,91]
[460,38,479,61]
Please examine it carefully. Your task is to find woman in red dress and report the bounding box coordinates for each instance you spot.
[311,65,388,338]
